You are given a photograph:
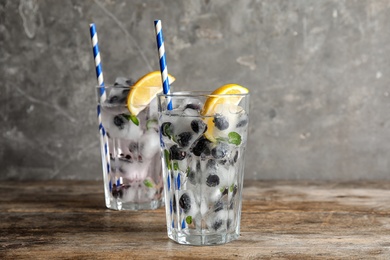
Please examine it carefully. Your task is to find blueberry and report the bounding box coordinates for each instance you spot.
[170,145,186,160]
[206,174,220,187]
[113,115,126,129]
[211,142,229,159]
[177,132,192,147]
[214,200,223,212]
[120,89,130,103]
[196,161,201,172]
[221,187,228,196]
[219,159,227,165]
[214,113,229,130]
[161,122,173,137]
[112,184,123,198]
[236,115,248,128]
[126,78,136,86]
[109,95,120,103]
[192,137,211,156]
[233,151,239,163]
[190,119,207,133]
[206,159,217,170]
[211,219,223,230]
[129,142,138,153]
[187,170,197,185]
[185,103,201,111]
[179,193,191,213]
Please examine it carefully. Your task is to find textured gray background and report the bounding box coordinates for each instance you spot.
[2,0,390,180]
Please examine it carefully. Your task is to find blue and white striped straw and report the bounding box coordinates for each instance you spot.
[154,20,172,110]
[89,23,117,187]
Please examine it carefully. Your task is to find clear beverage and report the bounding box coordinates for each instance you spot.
[98,82,164,210]
[157,91,249,245]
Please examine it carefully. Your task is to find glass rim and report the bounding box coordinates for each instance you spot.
[157,91,249,98]
[95,84,162,89]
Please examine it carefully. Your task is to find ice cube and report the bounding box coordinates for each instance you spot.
[121,185,137,202]
[121,161,148,181]
[209,104,248,140]
[139,130,160,159]
[200,183,222,204]
[215,166,232,187]
[114,77,135,86]
[206,210,229,231]
[102,113,143,140]
[178,98,203,111]
[172,117,207,150]
[178,190,199,216]
[199,197,209,215]
[106,85,130,105]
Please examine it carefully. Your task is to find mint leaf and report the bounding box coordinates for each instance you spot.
[163,123,173,138]
[229,183,235,192]
[144,179,154,188]
[146,119,158,130]
[129,114,139,126]
[228,132,241,145]
[173,162,179,171]
[164,149,171,170]
[186,216,192,224]
[122,114,139,126]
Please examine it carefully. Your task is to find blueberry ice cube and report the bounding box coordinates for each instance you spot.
[207,210,229,231]
[206,174,220,187]
[179,193,191,213]
[114,115,126,129]
[184,103,201,111]
[107,85,130,104]
[211,142,229,159]
[211,219,223,230]
[114,77,135,87]
[206,159,217,170]
[170,145,187,160]
[236,113,248,128]
[214,113,229,130]
[214,200,224,212]
[176,132,192,148]
[187,170,197,185]
[190,119,207,134]
[191,136,212,156]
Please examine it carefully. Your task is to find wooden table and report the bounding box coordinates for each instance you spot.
[1,180,389,259]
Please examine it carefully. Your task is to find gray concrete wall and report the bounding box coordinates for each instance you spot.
[2,0,390,180]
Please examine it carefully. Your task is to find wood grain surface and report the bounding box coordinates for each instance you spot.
[1,180,389,259]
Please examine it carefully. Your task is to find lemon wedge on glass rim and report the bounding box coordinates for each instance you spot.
[201,84,249,142]
[126,71,176,116]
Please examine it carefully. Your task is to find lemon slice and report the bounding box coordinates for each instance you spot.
[201,84,249,142]
[126,71,175,115]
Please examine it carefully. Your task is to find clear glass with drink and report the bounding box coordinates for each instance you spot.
[157,85,249,245]
[97,72,175,210]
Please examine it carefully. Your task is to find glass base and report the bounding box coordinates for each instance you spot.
[168,230,240,246]
[106,198,164,211]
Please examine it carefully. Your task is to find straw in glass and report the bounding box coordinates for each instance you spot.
[154,19,172,110]
[89,23,121,188]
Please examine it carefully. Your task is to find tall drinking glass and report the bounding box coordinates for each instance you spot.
[97,82,164,210]
[157,91,250,245]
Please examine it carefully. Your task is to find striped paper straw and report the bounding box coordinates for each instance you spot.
[154,20,172,110]
[89,23,115,188]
